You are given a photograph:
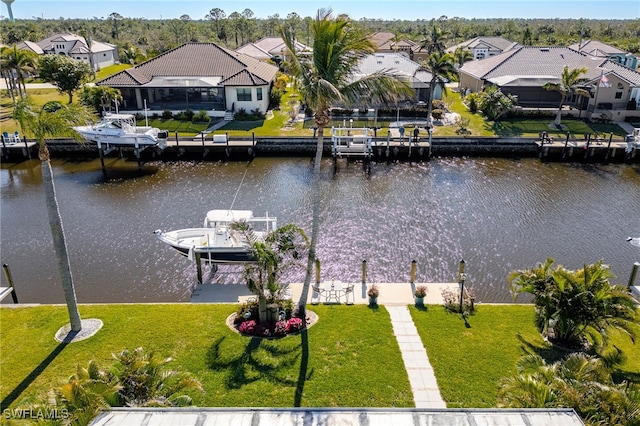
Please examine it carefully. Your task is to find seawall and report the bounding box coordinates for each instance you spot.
[1,136,638,164]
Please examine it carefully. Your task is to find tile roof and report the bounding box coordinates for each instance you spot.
[16,40,43,54]
[569,39,626,56]
[99,43,278,87]
[448,36,520,53]
[31,33,115,54]
[356,53,433,83]
[236,37,310,59]
[460,45,640,87]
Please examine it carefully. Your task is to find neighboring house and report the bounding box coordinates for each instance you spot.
[459,46,640,121]
[236,37,310,62]
[371,32,429,62]
[98,43,279,117]
[447,36,520,60]
[352,53,442,105]
[18,33,118,71]
[569,39,638,70]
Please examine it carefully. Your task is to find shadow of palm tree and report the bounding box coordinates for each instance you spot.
[515,333,570,364]
[206,335,303,390]
[0,341,69,410]
[294,328,311,407]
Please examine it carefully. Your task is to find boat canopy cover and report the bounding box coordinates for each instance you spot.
[206,210,254,223]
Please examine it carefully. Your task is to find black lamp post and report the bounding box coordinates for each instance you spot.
[458,259,466,313]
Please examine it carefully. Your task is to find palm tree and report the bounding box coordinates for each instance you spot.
[232,222,309,323]
[499,353,640,425]
[420,24,448,55]
[453,46,473,69]
[423,52,457,125]
[543,66,590,126]
[509,258,637,349]
[0,45,38,102]
[281,9,413,317]
[120,46,147,65]
[13,98,94,332]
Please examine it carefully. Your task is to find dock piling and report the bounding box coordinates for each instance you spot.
[629,262,639,289]
[410,260,417,284]
[362,260,367,284]
[2,263,19,303]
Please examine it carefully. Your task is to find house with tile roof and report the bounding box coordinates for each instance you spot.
[353,53,440,105]
[98,43,279,117]
[459,46,640,122]
[371,32,428,62]
[236,37,310,62]
[18,33,118,71]
[569,39,638,70]
[447,36,520,60]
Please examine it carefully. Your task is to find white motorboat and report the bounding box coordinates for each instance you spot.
[154,210,277,264]
[73,113,168,148]
[628,237,640,248]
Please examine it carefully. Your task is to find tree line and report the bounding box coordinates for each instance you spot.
[2,13,639,62]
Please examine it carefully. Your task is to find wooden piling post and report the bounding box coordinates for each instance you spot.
[98,143,107,178]
[410,260,417,284]
[605,132,613,161]
[195,253,203,284]
[629,262,639,289]
[362,260,367,284]
[584,134,591,160]
[562,132,570,158]
[2,263,19,303]
[385,131,390,161]
[23,137,31,159]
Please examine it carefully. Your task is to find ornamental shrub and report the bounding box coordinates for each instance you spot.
[285,317,303,333]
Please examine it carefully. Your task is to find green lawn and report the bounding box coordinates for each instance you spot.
[94,64,132,82]
[0,304,413,410]
[491,117,628,138]
[2,304,638,412]
[1,89,69,134]
[146,118,210,136]
[409,305,640,408]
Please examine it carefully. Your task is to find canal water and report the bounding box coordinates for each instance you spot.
[1,157,639,304]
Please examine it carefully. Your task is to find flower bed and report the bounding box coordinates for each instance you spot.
[227,301,318,338]
[237,317,304,337]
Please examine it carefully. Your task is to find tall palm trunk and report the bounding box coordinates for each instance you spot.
[40,145,82,331]
[297,123,325,319]
[554,96,565,125]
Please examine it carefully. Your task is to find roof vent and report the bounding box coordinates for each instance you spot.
[540,48,550,52]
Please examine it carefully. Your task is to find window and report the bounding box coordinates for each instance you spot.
[615,91,623,99]
[236,88,252,102]
[257,88,263,101]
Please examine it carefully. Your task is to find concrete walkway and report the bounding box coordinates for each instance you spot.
[387,305,447,408]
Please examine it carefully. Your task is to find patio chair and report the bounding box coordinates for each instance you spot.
[343,283,355,305]
[311,284,324,304]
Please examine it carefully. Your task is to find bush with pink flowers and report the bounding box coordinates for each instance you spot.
[235,315,305,338]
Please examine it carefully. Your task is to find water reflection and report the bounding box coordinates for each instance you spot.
[1,157,639,304]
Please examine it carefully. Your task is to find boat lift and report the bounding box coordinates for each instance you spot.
[330,126,373,173]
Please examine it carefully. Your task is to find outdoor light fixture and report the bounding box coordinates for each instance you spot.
[458,259,466,313]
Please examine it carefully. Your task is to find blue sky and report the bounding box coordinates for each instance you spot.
[4,0,639,20]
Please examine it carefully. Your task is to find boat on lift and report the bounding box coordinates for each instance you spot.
[154,210,277,264]
[73,113,169,149]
